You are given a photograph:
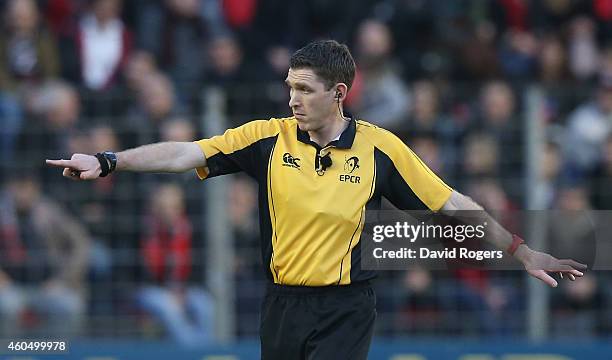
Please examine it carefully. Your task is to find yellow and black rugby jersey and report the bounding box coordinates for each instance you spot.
[194,117,453,286]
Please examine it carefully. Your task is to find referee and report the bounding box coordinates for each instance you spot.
[47,40,586,359]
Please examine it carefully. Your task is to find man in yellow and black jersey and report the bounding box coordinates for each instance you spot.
[48,40,587,360]
[194,115,452,287]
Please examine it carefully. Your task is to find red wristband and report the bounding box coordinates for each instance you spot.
[507,234,525,255]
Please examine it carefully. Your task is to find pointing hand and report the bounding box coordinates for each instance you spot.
[46,154,101,180]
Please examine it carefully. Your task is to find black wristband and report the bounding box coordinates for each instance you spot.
[102,151,117,173]
[95,153,111,177]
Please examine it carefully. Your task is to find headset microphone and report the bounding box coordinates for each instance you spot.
[316,152,333,176]
[321,153,332,169]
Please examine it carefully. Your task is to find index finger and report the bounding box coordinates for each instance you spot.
[45,159,75,168]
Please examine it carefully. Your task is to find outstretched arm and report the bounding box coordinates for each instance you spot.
[441,190,587,287]
[46,142,206,180]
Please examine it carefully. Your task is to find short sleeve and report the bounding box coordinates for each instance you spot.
[375,130,453,211]
[194,119,281,180]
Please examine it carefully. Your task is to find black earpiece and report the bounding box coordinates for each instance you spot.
[335,91,341,102]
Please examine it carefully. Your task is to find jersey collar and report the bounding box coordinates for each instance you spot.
[296,113,356,149]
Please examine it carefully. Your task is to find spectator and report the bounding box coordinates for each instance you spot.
[461,132,500,182]
[537,141,564,209]
[205,35,250,87]
[457,21,501,81]
[536,33,577,125]
[405,80,450,136]
[228,176,264,336]
[228,0,371,63]
[351,19,409,131]
[226,0,292,77]
[476,80,520,144]
[157,116,204,226]
[529,0,584,32]
[0,0,60,167]
[136,0,219,98]
[137,183,213,346]
[548,185,596,265]
[136,72,177,126]
[0,0,60,90]
[16,80,81,183]
[160,116,196,143]
[56,0,132,119]
[498,29,538,80]
[396,267,445,335]
[204,35,283,127]
[385,0,442,81]
[567,16,598,81]
[563,76,612,176]
[468,80,523,200]
[549,185,603,336]
[123,71,182,146]
[537,33,570,86]
[59,0,132,91]
[447,268,522,335]
[0,173,90,337]
[552,274,607,337]
[274,0,369,48]
[114,50,158,133]
[589,134,612,209]
[123,50,157,93]
[402,80,464,178]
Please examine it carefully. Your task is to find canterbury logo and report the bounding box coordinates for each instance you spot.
[344,156,360,174]
[282,152,301,169]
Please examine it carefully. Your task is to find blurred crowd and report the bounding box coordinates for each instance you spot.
[0,0,612,341]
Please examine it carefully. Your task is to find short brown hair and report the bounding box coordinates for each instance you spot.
[289,40,356,91]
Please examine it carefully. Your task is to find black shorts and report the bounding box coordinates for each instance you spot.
[260,281,376,360]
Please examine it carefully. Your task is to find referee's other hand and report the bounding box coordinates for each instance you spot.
[46,154,101,180]
[519,247,588,288]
